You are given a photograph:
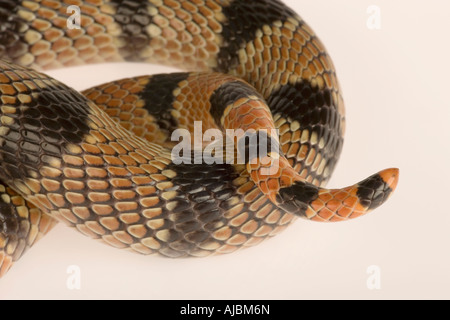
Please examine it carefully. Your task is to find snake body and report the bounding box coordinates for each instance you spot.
[0,0,398,277]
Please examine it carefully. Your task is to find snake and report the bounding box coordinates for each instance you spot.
[0,0,399,278]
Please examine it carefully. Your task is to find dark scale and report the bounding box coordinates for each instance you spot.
[160,158,242,257]
[149,154,270,257]
[216,0,298,73]
[267,79,344,183]
[357,174,394,210]
[0,186,31,257]
[0,68,94,187]
[109,0,156,61]
[277,181,319,216]
[0,197,19,237]
[0,0,28,61]
[23,89,92,144]
[139,73,190,136]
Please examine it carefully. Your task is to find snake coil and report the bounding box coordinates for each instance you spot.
[0,0,398,277]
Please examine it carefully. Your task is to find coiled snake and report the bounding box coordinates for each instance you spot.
[0,0,399,277]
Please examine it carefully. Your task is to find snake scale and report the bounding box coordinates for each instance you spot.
[0,0,398,278]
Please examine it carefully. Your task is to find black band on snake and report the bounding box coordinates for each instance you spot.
[0,0,399,277]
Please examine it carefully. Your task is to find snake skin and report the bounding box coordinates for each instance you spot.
[0,0,399,277]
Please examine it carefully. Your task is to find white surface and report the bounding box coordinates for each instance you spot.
[1,0,450,299]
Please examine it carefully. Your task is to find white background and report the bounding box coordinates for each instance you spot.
[1,0,449,299]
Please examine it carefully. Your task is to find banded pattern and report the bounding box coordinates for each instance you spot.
[0,61,298,261]
[0,0,399,278]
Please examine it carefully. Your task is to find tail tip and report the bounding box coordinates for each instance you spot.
[378,168,399,192]
[355,167,399,213]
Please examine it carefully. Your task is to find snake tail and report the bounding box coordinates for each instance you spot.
[202,76,399,221]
